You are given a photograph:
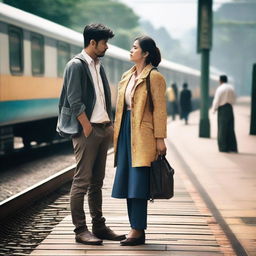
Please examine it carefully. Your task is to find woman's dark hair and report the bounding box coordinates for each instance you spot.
[135,36,161,67]
[83,24,114,48]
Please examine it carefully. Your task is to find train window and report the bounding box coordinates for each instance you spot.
[57,41,70,77]
[31,33,44,75]
[9,26,23,74]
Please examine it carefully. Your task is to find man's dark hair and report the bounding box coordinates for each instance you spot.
[220,75,228,83]
[83,24,114,48]
[183,82,188,89]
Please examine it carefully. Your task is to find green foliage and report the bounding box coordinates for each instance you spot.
[73,0,139,30]
[3,0,82,27]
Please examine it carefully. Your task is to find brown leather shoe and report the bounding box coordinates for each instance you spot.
[75,230,103,245]
[93,226,126,241]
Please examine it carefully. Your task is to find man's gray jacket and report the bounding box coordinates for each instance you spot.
[56,53,112,137]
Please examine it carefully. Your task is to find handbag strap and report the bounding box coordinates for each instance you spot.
[159,155,175,174]
[146,67,158,112]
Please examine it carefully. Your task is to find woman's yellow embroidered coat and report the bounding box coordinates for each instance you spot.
[114,64,167,167]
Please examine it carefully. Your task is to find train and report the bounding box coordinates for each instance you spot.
[0,2,219,154]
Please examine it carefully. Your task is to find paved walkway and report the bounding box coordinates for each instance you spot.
[168,98,256,256]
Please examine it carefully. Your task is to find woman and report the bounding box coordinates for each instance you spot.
[111,36,167,246]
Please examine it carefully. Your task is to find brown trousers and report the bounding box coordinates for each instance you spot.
[71,124,113,234]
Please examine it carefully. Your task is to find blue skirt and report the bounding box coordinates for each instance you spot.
[111,110,150,199]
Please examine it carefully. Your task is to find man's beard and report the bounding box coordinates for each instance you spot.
[96,50,106,58]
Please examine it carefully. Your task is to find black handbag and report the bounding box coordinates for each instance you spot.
[150,155,174,200]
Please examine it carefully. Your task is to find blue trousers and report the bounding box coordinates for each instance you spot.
[127,198,147,230]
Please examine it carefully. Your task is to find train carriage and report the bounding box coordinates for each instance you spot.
[0,2,218,154]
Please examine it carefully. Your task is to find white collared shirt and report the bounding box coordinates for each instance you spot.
[125,73,136,110]
[212,83,236,112]
[81,50,110,123]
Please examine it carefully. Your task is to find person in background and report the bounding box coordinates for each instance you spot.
[112,36,167,246]
[166,83,179,120]
[212,75,238,153]
[57,23,125,245]
[166,86,174,116]
[180,82,192,125]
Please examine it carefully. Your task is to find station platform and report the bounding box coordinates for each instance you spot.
[30,98,255,256]
[168,97,256,256]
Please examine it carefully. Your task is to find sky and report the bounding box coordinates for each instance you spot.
[118,0,233,39]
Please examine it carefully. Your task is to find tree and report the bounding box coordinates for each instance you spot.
[73,0,139,31]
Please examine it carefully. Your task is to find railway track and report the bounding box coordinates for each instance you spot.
[0,183,71,256]
[0,165,75,221]
[0,148,113,221]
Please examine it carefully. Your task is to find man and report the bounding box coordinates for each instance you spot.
[180,83,192,125]
[57,24,125,245]
[212,75,238,153]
